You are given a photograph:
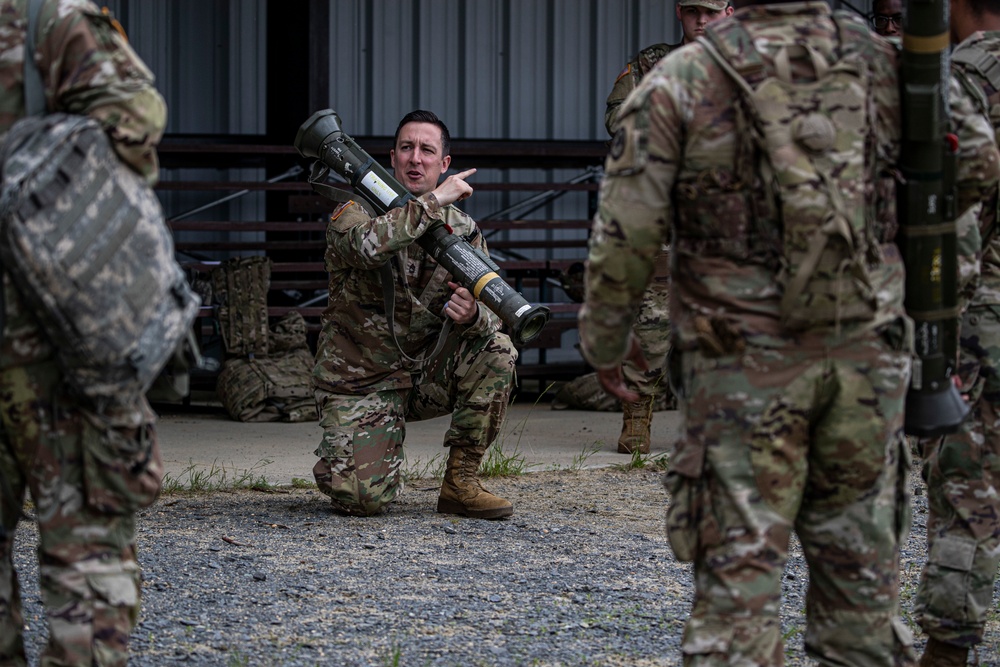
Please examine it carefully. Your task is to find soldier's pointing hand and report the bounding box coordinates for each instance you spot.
[431,168,477,207]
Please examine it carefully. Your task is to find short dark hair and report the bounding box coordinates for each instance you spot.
[871,0,899,14]
[393,110,451,156]
[965,0,1000,17]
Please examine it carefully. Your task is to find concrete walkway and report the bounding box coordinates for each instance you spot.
[155,402,683,486]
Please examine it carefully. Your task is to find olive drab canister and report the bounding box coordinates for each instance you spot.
[898,0,969,436]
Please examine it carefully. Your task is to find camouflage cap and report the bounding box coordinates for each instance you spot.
[677,0,730,9]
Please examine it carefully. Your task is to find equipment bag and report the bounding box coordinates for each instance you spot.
[216,311,318,423]
[0,113,200,405]
[701,14,881,330]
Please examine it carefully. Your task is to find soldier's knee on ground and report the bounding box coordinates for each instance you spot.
[312,458,399,517]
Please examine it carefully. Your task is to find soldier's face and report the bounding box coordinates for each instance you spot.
[391,122,452,197]
[872,0,903,36]
[676,4,733,42]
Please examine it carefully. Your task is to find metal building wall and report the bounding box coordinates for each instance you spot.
[110,0,870,141]
[105,0,269,231]
[326,0,681,141]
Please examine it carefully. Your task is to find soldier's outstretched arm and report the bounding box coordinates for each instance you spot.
[580,78,677,373]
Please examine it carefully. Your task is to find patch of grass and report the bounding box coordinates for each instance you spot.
[479,439,528,477]
[479,383,560,478]
[783,625,803,659]
[160,458,277,495]
[614,447,670,472]
[290,477,316,490]
[567,442,604,472]
[402,452,445,483]
[226,650,250,667]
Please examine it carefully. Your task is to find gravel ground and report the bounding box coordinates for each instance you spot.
[11,463,1000,667]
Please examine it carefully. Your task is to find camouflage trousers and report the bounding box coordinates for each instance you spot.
[666,332,915,666]
[0,358,162,667]
[622,247,670,397]
[313,331,516,516]
[913,305,1000,648]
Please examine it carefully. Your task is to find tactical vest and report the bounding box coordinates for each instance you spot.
[212,256,271,357]
[695,13,882,331]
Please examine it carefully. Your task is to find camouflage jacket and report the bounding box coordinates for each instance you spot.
[952,30,1000,307]
[0,0,167,372]
[580,1,1000,368]
[604,42,679,135]
[313,196,502,395]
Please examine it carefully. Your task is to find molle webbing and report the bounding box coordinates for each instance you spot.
[698,12,880,331]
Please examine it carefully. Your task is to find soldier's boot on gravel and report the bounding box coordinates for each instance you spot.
[618,396,653,454]
[437,445,513,520]
[918,638,969,667]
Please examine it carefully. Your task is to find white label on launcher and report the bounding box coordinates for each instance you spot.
[362,171,400,208]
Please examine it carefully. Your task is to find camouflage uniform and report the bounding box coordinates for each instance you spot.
[313,196,516,516]
[603,0,729,451]
[911,29,1000,652]
[606,40,676,453]
[579,3,1000,665]
[0,1,167,665]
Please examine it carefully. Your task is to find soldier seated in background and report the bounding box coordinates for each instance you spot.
[603,0,732,455]
[312,109,516,520]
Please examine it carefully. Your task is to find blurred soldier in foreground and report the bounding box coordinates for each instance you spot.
[602,0,733,455]
[580,0,999,664]
[312,110,516,519]
[911,1,1000,663]
[0,0,167,665]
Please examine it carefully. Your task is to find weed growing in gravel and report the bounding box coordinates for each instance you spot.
[160,458,277,495]
[567,442,603,471]
[290,477,316,489]
[614,447,670,472]
[381,644,403,666]
[782,625,803,659]
[226,650,249,667]
[402,452,445,483]
[478,384,558,478]
[480,439,528,477]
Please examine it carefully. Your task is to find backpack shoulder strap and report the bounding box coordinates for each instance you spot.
[952,42,1000,91]
[951,42,1000,116]
[24,0,45,117]
[700,18,767,90]
[832,10,876,65]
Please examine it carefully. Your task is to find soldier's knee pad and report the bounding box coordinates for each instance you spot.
[313,460,399,517]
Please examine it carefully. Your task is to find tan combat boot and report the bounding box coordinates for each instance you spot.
[437,446,514,519]
[919,638,969,667]
[618,396,653,454]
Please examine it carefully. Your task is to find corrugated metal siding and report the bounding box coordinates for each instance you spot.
[112,0,875,137]
[326,0,683,141]
[109,0,267,135]
[107,1,269,232]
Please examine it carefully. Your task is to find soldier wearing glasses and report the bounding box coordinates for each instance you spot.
[871,0,903,37]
